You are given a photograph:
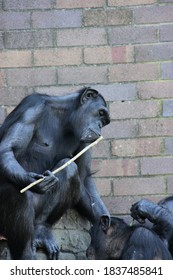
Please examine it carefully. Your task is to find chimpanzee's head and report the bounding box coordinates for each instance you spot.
[72,88,110,143]
[86,215,128,260]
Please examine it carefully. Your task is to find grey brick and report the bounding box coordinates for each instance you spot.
[57,28,106,47]
[91,83,137,101]
[0,32,3,49]
[32,10,82,29]
[161,62,173,79]
[4,0,53,10]
[58,66,107,85]
[7,68,56,87]
[108,26,157,45]
[5,31,34,49]
[135,43,173,62]
[164,138,173,155]
[163,99,173,117]
[0,12,31,30]
[141,157,173,175]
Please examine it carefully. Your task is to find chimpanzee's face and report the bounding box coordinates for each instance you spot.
[74,95,110,143]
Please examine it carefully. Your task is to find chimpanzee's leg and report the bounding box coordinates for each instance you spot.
[0,186,35,259]
[75,176,110,224]
[33,158,81,259]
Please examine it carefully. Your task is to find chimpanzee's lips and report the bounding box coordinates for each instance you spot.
[80,128,101,143]
[80,134,100,143]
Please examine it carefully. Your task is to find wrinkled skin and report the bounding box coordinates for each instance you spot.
[0,87,110,259]
[87,214,172,260]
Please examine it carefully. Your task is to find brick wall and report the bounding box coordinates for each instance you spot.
[1,0,173,259]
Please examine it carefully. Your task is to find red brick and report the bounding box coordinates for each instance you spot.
[56,0,105,8]
[92,159,138,177]
[103,195,168,215]
[102,120,138,139]
[110,100,160,119]
[7,68,56,87]
[0,12,30,30]
[92,140,110,158]
[84,47,111,64]
[139,118,173,137]
[141,157,173,175]
[113,177,166,196]
[83,9,132,27]
[137,81,173,99]
[0,50,32,68]
[134,5,173,24]
[108,0,156,6]
[135,43,173,62]
[4,0,53,9]
[0,71,4,87]
[94,178,112,196]
[58,66,107,85]
[34,48,82,67]
[32,10,82,29]
[109,63,158,82]
[160,24,173,42]
[111,46,134,63]
[111,138,163,157]
[108,26,157,45]
[57,28,106,47]
[84,45,134,65]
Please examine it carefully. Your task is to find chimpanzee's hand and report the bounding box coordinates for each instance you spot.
[28,171,59,194]
[130,199,150,224]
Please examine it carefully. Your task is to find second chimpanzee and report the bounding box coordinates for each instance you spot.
[0,87,110,260]
[87,198,173,260]
[131,197,173,257]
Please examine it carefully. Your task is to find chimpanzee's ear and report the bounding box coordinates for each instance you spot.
[80,87,99,105]
[100,215,111,233]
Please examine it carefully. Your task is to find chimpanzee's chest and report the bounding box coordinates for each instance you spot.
[31,128,78,162]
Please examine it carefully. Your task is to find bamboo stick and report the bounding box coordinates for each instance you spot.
[20,136,103,194]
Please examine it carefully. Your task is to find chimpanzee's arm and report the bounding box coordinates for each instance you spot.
[0,109,42,185]
[131,199,173,241]
[75,149,110,223]
[0,104,58,193]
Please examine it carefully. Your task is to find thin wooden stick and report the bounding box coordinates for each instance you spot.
[20,136,103,194]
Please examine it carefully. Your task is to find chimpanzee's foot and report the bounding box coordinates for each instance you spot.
[32,224,59,260]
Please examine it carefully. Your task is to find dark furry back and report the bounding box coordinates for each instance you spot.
[0,93,46,142]
[122,226,172,260]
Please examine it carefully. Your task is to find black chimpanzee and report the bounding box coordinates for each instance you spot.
[0,87,110,260]
[131,197,173,258]
[87,198,173,260]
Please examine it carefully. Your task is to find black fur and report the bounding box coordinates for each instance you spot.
[0,88,110,259]
[87,213,172,260]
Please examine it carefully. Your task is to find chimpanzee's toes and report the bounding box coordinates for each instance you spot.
[45,240,60,260]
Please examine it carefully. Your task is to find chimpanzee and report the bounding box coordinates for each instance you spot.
[131,197,173,257]
[0,87,110,260]
[87,198,173,260]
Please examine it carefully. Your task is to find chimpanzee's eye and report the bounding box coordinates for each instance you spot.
[99,110,105,117]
